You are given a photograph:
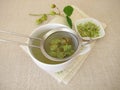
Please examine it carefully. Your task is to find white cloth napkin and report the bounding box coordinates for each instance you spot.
[21,5,106,84]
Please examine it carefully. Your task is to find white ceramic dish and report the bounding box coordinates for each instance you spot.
[75,18,105,40]
[25,23,91,72]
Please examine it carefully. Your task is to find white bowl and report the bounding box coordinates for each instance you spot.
[26,23,91,72]
[75,18,105,40]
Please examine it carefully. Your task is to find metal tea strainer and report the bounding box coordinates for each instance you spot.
[0,27,82,62]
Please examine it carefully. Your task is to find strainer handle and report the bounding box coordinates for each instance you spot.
[81,39,93,46]
[0,29,42,48]
[0,29,42,41]
[0,38,41,49]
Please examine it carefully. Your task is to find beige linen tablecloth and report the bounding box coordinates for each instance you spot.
[0,0,120,90]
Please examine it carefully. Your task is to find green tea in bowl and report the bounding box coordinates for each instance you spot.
[27,23,91,72]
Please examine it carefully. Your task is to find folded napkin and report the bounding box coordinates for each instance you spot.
[21,5,106,84]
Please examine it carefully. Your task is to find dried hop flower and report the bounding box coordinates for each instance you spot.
[51,4,56,8]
